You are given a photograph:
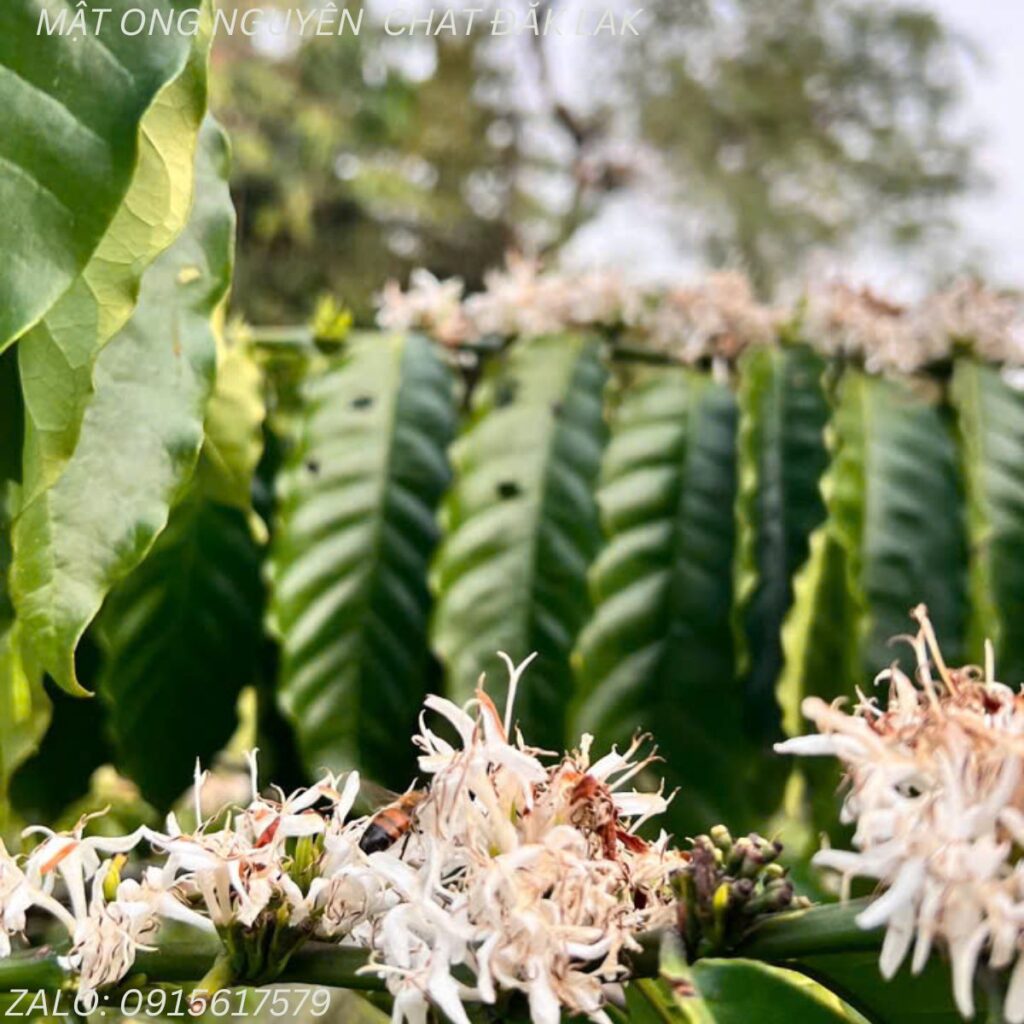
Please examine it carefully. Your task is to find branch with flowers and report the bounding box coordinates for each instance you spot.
[6,613,1024,1023]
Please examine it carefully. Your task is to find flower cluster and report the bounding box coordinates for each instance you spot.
[0,655,684,1024]
[777,606,1024,1021]
[377,255,646,350]
[376,257,1024,373]
[805,280,1024,374]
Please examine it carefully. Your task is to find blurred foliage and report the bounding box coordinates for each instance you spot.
[212,0,979,322]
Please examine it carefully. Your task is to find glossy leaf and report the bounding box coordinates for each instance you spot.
[573,368,753,833]
[17,9,212,502]
[627,934,863,1024]
[833,372,966,673]
[734,344,830,751]
[270,333,454,787]
[740,901,970,1024]
[11,119,235,696]
[951,360,1024,684]
[432,333,606,750]
[98,495,263,808]
[0,0,200,349]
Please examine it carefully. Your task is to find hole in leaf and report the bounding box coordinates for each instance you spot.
[352,395,374,410]
[497,480,521,500]
[494,380,518,407]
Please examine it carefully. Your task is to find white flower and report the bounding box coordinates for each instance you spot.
[0,840,76,956]
[62,864,161,997]
[644,272,779,365]
[1,663,680,1022]
[778,605,1024,1021]
[803,283,932,374]
[377,270,473,346]
[364,654,684,1024]
[913,279,1024,365]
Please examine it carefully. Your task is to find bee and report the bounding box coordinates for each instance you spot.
[358,787,426,855]
[567,772,619,861]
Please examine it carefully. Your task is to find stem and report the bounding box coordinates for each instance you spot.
[0,906,882,997]
[0,951,68,991]
[0,943,383,995]
[243,324,690,368]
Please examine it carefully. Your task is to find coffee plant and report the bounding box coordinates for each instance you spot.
[3,4,1024,1021]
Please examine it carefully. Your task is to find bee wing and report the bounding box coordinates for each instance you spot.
[355,779,402,815]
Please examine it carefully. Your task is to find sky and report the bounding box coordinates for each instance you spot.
[563,0,1024,295]
[931,0,1024,287]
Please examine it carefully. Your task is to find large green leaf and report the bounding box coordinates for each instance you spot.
[831,372,967,674]
[740,900,971,1024]
[16,7,212,502]
[734,343,830,750]
[11,118,235,696]
[270,332,454,787]
[626,936,863,1024]
[775,525,859,840]
[432,333,606,750]
[951,360,1024,684]
[98,494,263,808]
[573,367,755,832]
[777,371,966,834]
[0,0,201,349]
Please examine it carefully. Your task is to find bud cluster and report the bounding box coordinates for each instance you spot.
[675,826,806,959]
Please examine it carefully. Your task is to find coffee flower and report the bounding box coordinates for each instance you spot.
[913,278,1024,366]
[777,606,1024,1021]
[365,654,684,1024]
[0,656,681,1023]
[377,269,474,346]
[644,272,779,365]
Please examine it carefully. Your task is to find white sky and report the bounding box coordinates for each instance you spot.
[931,0,1024,287]
[565,0,1024,294]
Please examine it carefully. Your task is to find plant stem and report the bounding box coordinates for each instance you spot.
[0,906,881,998]
[0,943,383,995]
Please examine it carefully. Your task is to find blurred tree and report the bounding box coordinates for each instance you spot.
[633,0,980,292]
[211,0,980,320]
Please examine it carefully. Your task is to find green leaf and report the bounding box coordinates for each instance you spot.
[734,344,830,753]
[270,332,454,787]
[740,901,971,1024]
[98,494,263,808]
[11,118,235,696]
[777,371,966,835]
[0,0,202,349]
[573,367,753,833]
[628,936,864,1024]
[831,372,967,675]
[198,333,266,521]
[775,526,859,839]
[16,8,213,502]
[432,333,606,750]
[951,360,1024,683]
[0,487,49,832]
